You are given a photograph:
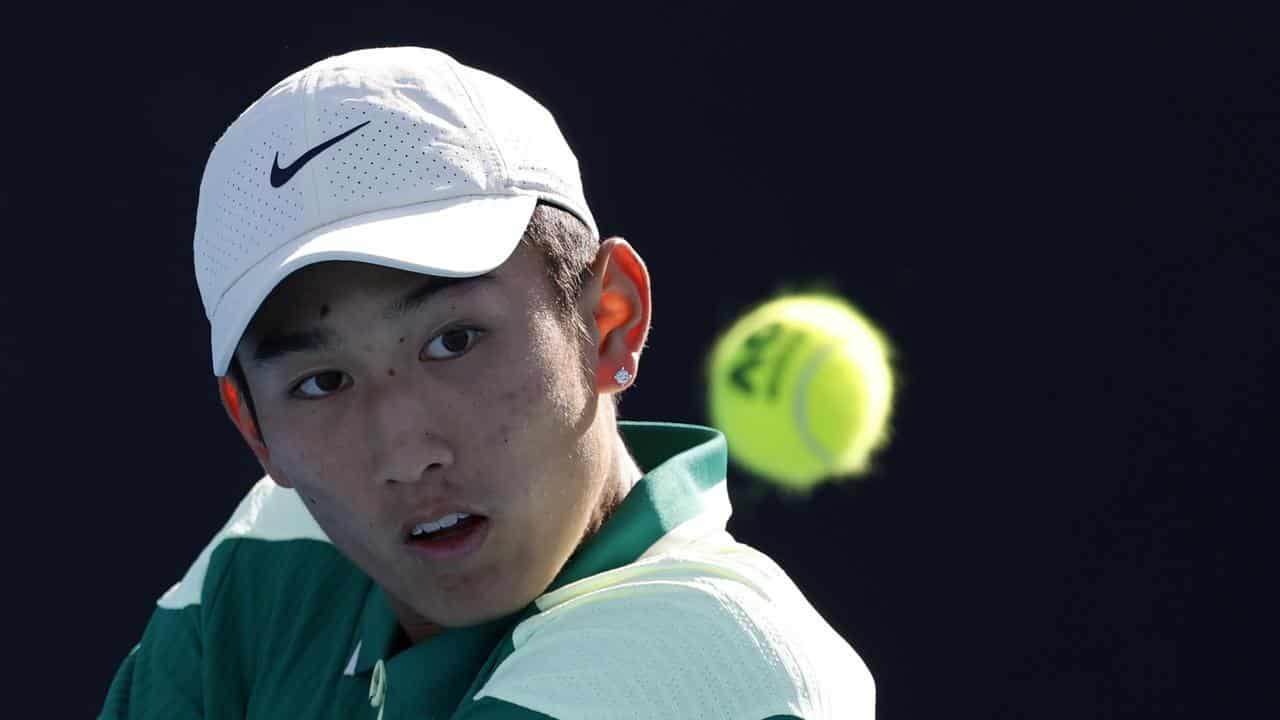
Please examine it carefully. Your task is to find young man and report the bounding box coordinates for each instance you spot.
[101,47,874,719]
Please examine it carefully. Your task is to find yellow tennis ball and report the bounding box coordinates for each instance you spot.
[706,293,896,493]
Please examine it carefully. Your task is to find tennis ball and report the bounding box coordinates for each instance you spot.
[705,293,895,493]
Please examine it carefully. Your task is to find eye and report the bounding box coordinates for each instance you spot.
[291,371,350,399]
[421,327,483,361]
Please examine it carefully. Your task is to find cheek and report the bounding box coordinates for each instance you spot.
[458,351,591,519]
[469,328,574,424]
[482,358,581,452]
[284,466,384,566]
[271,430,342,478]
[268,430,368,516]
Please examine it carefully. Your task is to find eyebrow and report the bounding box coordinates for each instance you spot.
[383,274,486,321]
[250,273,494,367]
[249,327,339,367]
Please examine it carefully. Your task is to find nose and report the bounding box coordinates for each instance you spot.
[362,381,454,485]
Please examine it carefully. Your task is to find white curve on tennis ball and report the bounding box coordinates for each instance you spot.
[792,340,838,472]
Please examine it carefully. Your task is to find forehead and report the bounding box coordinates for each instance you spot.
[266,261,421,307]
[248,261,433,334]
[241,240,547,342]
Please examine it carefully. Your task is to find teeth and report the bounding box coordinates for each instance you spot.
[411,512,471,537]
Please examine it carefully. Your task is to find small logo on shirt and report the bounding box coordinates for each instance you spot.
[343,640,362,676]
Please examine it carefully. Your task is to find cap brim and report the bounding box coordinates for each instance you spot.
[209,193,537,376]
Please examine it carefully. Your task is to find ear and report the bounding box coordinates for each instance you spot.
[579,237,652,394]
[218,374,291,488]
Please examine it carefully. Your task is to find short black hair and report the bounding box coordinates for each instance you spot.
[226,200,622,438]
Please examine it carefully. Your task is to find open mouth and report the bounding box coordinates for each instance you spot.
[407,512,489,548]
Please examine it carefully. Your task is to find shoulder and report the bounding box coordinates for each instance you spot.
[156,476,331,610]
[472,534,874,720]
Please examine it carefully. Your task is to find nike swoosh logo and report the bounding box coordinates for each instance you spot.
[270,120,371,188]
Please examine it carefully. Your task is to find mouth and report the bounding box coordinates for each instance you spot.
[404,512,490,560]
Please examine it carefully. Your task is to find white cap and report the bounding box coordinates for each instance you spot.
[194,46,598,376]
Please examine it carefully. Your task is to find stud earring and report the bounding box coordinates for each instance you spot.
[613,368,632,385]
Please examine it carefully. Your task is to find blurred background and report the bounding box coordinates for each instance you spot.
[2,3,1274,718]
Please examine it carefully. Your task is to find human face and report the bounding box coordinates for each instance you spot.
[235,241,616,633]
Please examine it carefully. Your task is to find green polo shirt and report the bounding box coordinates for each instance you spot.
[101,421,874,719]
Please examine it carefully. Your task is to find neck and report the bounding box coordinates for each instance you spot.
[581,423,644,541]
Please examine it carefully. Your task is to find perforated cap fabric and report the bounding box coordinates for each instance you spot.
[194,46,599,375]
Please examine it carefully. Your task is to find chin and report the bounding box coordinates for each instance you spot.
[411,572,535,625]
[428,595,524,628]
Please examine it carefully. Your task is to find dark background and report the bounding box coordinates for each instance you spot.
[3,3,1274,718]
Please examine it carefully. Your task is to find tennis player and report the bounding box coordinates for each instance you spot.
[100,46,874,720]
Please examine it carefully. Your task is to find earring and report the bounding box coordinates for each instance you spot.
[613,368,632,385]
